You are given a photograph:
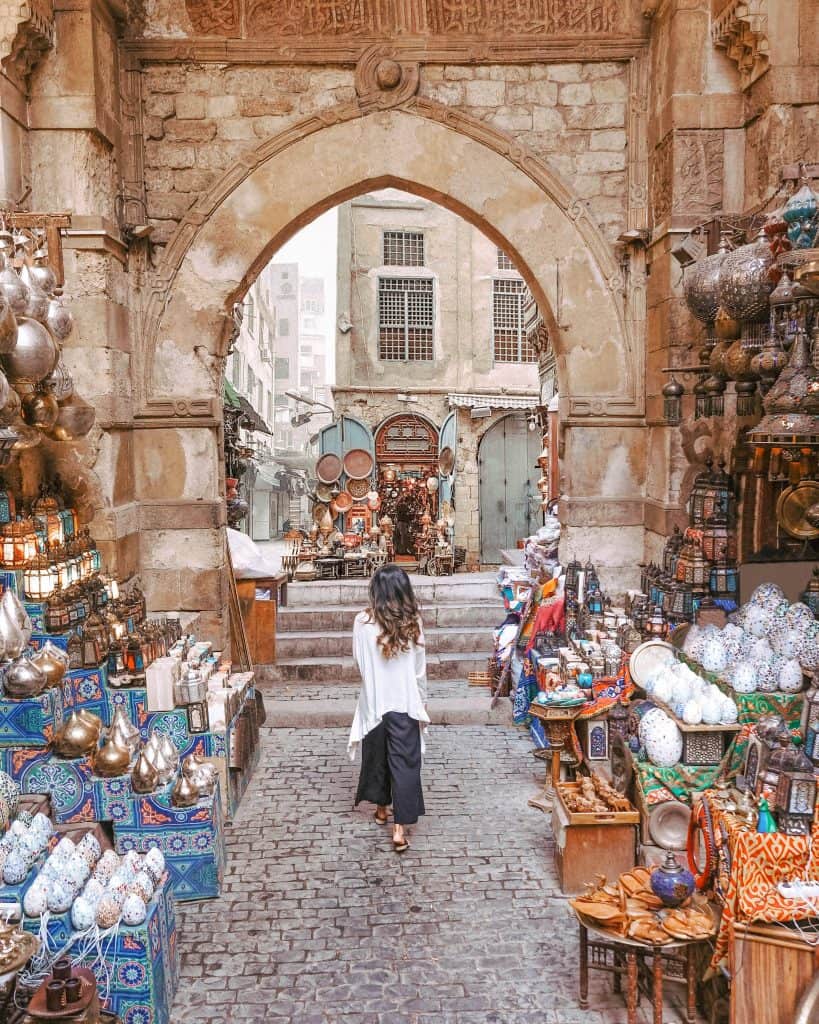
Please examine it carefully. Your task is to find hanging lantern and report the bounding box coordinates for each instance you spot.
[688,458,735,527]
[663,580,694,622]
[23,550,59,600]
[709,560,739,600]
[32,490,64,547]
[662,376,684,425]
[694,377,709,419]
[735,380,758,417]
[0,483,14,525]
[701,512,737,563]
[644,605,669,639]
[704,375,727,417]
[662,525,684,576]
[1,518,38,567]
[801,566,819,617]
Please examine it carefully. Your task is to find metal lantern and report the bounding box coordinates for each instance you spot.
[564,556,582,597]
[644,605,669,639]
[688,458,734,527]
[663,579,694,621]
[32,490,64,546]
[82,612,107,668]
[701,512,737,563]
[662,377,684,425]
[704,374,727,417]
[1,518,38,567]
[0,427,19,468]
[735,380,758,417]
[0,485,14,525]
[709,560,739,600]
[23,551,58,600]
[662,525,684,576]
[694,377,709,419]
[67,631,83,670]
[774,746,817,835]
[801,567,819,617]
[45,593,69,633]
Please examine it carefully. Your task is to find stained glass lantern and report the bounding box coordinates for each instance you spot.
[107,641,126,678]
[124,636,145,675]
[644,605,669,639]
[676,535,711,590]
[53,545,71,591]
[688,459,716,526]
[701,512,737,563]
[802,684,819,765]
[23,551,59,600]
[67,631,83,670]
[774,744,817,835]
[1,518,38,568]
[0,427,19,469]
[662,377,684,425]
[45,593,70,633]
[688,458,735,527]
[80,531,94,579]
[663,580,694,621]
[82,612,107,668]
[709,560,739,600]
[587,589,604,616]
[694,377,709,419]
[564,556,582,596]
[32,491,64,547]
[0,486,15,526]
[800,567,819,618]
[662,526,684,576]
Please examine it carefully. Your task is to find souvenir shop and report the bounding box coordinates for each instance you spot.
[0,219,260,1022]
[488,176,819,1024]
[284,412,458,581]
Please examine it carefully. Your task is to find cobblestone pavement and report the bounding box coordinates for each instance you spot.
[173,724,698,1024]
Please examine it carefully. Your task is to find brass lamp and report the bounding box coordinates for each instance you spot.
[23,550,59,600]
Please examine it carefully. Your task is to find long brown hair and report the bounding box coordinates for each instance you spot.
[365,564,422,659]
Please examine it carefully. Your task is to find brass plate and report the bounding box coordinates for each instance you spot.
[438,446,454,476]
[343,448,374,480]
[776,481,819,539]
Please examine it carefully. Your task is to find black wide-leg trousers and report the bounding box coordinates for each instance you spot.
[355,711,425,825]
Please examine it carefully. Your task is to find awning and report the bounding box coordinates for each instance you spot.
[223,377,241,409]
[236,396,272,435]
[447,392,539,410]
[255,463,287,489]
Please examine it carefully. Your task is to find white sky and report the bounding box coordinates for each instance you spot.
[273,207,339,382]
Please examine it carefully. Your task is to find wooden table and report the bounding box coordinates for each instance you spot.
[575,912,701,1024]
[235,571,288,665]
[527,702,582,788]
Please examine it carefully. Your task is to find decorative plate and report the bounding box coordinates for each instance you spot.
[776,481,819,540]
[648,799,692,851]
[342,448,374,480]
[629,640,677,690]
[315,452,343,484]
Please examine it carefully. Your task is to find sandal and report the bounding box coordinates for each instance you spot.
[392,837,410,853]
[374,810,389,825]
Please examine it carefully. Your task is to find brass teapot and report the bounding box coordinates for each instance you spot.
[131,751,159,794]
[31,641,67,688]
[93,736,130,778]
[53,710,102,758]
[2,656,46,699]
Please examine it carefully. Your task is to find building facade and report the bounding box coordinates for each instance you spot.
[335,190,544,564]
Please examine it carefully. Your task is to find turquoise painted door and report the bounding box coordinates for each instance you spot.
[478,414,542,563]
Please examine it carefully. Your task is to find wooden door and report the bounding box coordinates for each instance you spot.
[478,414,542,563]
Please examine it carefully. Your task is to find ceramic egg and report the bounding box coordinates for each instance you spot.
[82,877,105,906]
[23,877,50,917]
[64,855,89,889]
[750,583,786,608]
[670,676,692,705]
[755,660,778,693]
[132,871,154,904]
[720,626,745,662]
[641,710,683,768]
[720,698,739,724]
[778,658,804,694]
[653,676,673,704]
[786,602,815,630]
[745,606,773,638]
[108,869,132,900]
[0,771,19,818]
[731,661,757,694]
[106,886,126,910]
[701,695,722,725]
[683,700,703,725]
[30,813,53,842]
[71,895,96,931]
[772,628,803,660]
[121,892,147,927]
[16,810,33,828]
[682,625,701,657]
[54,837,76,859]
[18,829,43,862]
[76,832,102,869]
[747,636,774,663]
[10,820,26,839]
[0,831,15,854]
[96,894,121,929]
[94,849,120,884]
[47,879,74,914]
[799,629,819,672]
[122,850,142,874]
[3,849,29,885]
[144,847,165,881]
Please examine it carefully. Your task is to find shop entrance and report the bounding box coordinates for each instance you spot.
[478,414,543,564]
[375,414,439,561]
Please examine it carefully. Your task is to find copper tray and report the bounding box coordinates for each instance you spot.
[347,478,369,500]
[314,482,333,503]
[332,490,353,513]
[27,967,97,1019]
[776,480,819,539]
[438,446,454,476]
[0,930,38,976]
[343,448,373,480]
[315,452,343,484]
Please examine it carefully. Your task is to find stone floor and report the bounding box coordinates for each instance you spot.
[173,723,700,1024]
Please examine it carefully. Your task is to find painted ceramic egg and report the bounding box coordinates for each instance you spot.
[641,710,683,768]
[745,605,773,638]
[778,658,804,694]
[96,894,121,929]
[720,626,745,661]
[63,855,88,889]
[107,886,126,910]
[0,771,19,818]
[18,829,43,862]
[144,847,165,881]
[682,700,703,725]
[701,696,722,725]
[54,837,76,859]
[132,871,155,904]
[23,877,50,917]
[700,637,728,675]
[653,677,673,704]
[122,850,142,874]
[10,820,26,838]
[108,869,131,899]
[755,660,778,693]
[731,661,757,694]
[720,698,739,724]
[682,625,701,657]
[93,849,120,884]
[121,892,147,927]
[82,877,105,906]
[3,849,28,885]
[747,636,774,664]
[799,629,819,672]
[750,582,786,608]
[76,832,102,869]
[16,810,33,827]
[786,602,815,630]
[0,846,10,878]
[30,813,53,841]
[47,879,74,914]
[772,628,803,660]
[670,676,692,705]
[0,831,15,854]
[71,895,96,931]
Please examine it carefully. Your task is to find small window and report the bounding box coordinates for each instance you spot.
[245,295,255,335]
[493,279,536,363]
[231,353,242,388]
[274,357,289,379]
[378,277,434,361]
[279,318,290,336]
[246,365,256,395]
[496,248,515,271]
[383,231,425,267]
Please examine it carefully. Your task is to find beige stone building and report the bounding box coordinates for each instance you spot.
[0,0,814,638]
[335,189,542,563]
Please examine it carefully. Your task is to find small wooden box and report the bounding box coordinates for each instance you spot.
[731,921,819,1024]
[551,786,638,894]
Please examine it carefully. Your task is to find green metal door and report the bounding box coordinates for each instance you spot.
[478,413,543,563]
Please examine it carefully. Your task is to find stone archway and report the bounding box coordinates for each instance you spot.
[134,98,647,631]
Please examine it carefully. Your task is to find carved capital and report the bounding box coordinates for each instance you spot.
[355,45,419,111]
[711,0,769,89]
[0,0,54,81]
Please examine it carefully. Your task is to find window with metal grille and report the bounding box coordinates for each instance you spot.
[493,279,537,363]
[378,277,434,361]
[497,248,515,271]
[383,231,425,267]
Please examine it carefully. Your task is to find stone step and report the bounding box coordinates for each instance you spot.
[256,651,491,686]
[284,575,501,608]
[277,602,503,632]
[263,692,509,728]
[276,625,493,659]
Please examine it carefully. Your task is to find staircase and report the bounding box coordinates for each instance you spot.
[258,574,511,727]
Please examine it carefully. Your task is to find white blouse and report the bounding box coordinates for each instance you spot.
[347,611,430,760]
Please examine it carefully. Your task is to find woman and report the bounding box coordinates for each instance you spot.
[348,564,429,853]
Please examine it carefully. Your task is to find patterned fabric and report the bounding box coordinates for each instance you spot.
[705,792,819,967]
[513,654,538,725]
[636,760,723,805]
